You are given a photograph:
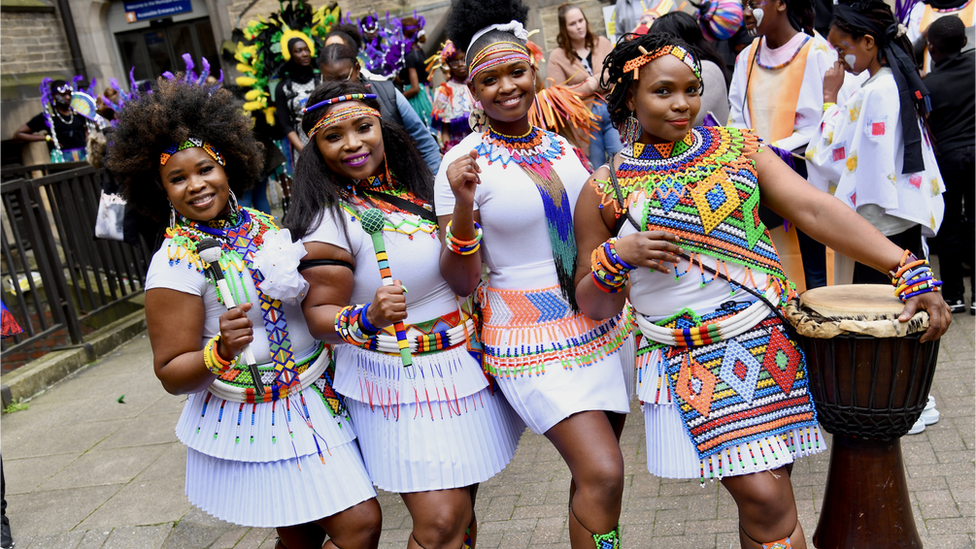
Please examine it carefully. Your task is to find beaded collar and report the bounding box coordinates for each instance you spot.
[342,172,437,238]
[475,125,566,179]
[593,126,789,282]
[755,35,811,70]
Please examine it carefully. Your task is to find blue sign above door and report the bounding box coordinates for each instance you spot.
[124,0,192,22]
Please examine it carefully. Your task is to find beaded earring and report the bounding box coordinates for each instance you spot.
[168,202,176,229]
[469,101,487,132]
[620,113,642,147]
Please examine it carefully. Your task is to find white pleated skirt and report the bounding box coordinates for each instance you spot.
[643,401,826,480]
[185,440,376,527]
[349,386,525,493]
[496,351,631,435]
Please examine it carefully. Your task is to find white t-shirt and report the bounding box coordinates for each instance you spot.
[433,130,591,291]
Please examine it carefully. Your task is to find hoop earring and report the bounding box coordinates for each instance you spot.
[620,113,642,147]
[169,202,176,229]
[468,101,487,133]
[227,189,240,215]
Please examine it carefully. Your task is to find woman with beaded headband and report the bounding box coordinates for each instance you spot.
[438,0,635,546]
[288,80,524,549]
[577,31,951,548]
[104,77,381,549]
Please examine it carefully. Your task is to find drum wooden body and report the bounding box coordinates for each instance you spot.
[786,285,940,549]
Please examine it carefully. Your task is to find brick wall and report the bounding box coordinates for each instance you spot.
[0,11,72,75]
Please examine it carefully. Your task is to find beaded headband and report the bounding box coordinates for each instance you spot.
[468,43,532,82]
[159,138,225,166]
[621,44,701,81]
[307,105,382,138]
[304,94,378,114]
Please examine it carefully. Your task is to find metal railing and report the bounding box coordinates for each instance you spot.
[1,165,153,365]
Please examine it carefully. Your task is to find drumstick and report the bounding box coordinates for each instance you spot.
[197,238,265,394]
[359,208,414,369]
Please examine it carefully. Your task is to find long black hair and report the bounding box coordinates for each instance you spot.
[285,80,433,240]
[601,32,700,129]
[650,12,730,86]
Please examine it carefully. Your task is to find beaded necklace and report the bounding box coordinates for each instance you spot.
[754,35,811,70]
[342,172,438,238]
[594,126,789,284]
[476,125,578,309]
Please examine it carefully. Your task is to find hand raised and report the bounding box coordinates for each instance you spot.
[446,150,481,207]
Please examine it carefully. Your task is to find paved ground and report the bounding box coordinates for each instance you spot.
[2,313,973,549]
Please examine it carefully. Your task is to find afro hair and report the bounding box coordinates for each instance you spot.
[104,78,263,223]
[445,0,529,56]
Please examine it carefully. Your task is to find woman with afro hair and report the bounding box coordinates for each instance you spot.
[574,31,950,548]
[437,0,635,546]
[104,77,382,549]
[288,79,524,549]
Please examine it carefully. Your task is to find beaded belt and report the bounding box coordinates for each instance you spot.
[635,286,779,348]
[352,309,476,356]
[208,342,330,403]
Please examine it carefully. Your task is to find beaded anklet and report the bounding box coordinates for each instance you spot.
[335,303,380,345]
[204,334,233,376]
[445,220,483,255]
[889,250,942,302]
[590,238,634,293]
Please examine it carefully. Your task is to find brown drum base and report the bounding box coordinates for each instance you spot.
[813,435,921,549]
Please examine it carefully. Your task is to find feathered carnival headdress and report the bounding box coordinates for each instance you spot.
[425,40,459,78]
[351,10,414,78]
[40,75,112,160]
[233,0,341,125]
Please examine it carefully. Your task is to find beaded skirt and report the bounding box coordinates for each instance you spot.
[480,285,633,434]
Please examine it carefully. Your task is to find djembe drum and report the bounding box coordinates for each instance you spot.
[784,285,940,549]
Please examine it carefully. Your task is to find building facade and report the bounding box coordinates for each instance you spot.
[1,0,611,164]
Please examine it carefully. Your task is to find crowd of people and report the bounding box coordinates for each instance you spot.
[8,0,971,547]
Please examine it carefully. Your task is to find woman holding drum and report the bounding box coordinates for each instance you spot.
[573,30,951,549]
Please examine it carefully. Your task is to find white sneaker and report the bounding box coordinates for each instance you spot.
[908,417,926,435]
[921,395,940,425]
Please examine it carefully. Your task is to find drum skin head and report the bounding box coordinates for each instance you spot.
[800,284,905,320]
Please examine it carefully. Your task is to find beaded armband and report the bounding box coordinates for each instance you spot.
[590,238,635,294]
[335,303,380,345]
[203,334,233,376]
[889,250,942,302]
[445,221,483,255]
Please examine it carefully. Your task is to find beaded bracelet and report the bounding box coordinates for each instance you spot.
[335,303,379,345]
[590,238,634,293]
[889,250,942,302]
[445,221,483,255]
[204,334,232,376]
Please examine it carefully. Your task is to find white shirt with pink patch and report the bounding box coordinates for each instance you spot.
[805,67,945,237]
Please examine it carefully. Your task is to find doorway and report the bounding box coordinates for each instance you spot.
[115,17,221,82]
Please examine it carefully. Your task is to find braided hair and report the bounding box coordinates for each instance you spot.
[285,80,433,240]
[445,0,530,66]
[601,32,701,129]
[783,0,816,36]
